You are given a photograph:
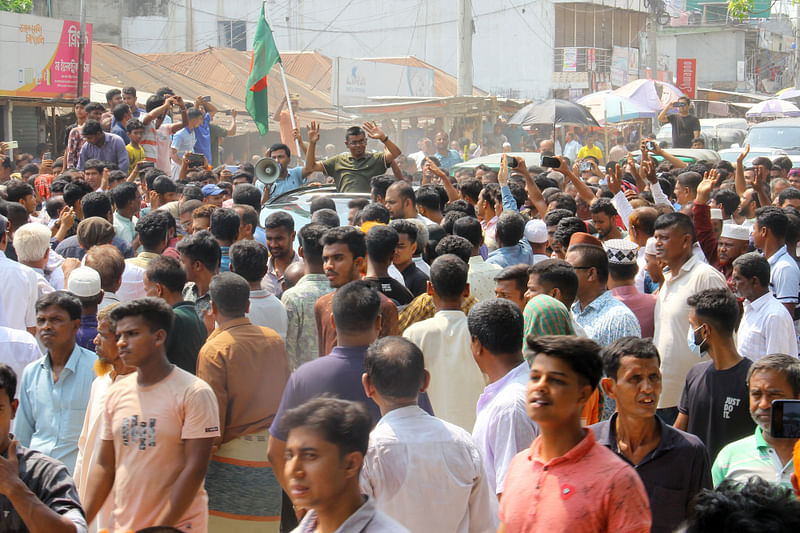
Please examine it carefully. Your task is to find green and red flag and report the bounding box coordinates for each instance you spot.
[246,4,281,135]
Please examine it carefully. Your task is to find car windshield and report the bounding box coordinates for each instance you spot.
[745,126,800,152]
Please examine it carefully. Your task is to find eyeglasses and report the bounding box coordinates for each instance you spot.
[347,140,368,146]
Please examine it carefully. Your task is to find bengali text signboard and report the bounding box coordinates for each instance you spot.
[0,13,92,98]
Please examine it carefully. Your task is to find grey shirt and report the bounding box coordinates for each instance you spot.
[591,413,711,533]
[0,438,88,533]
[292,496,409,533]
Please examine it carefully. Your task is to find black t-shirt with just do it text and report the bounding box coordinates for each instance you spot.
[678,357,755,462]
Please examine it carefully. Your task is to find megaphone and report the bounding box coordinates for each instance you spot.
[255,157,281,185]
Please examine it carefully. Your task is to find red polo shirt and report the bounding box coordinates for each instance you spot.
[499,429,651,533]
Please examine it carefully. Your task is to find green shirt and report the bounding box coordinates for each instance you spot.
[166,301,208,374]
[321,151,387,193]
[711,426,794,490]
[209,123,228,167]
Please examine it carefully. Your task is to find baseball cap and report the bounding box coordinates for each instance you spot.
[67,266,102,298]
[202,184,224,197]
[524,219,548,244]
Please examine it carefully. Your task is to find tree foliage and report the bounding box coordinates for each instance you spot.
[0,0,32,13]
[727,0,755,20]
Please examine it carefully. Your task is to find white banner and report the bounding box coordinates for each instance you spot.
[332,58,435,107]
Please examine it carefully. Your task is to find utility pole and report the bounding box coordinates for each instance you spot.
[647,14,658,79]
[185,0,194,52]
[795,4,800,88]
[457,0,473,96]
[76,0,85,98]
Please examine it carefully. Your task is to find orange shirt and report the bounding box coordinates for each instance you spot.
[499,430,651,533]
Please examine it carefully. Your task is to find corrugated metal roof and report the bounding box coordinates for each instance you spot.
[141,47,343,127]
[92,42,243,111]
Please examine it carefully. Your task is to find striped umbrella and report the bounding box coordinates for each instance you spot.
[745,99,800,118]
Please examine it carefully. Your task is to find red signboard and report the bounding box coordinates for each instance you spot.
[676,58,696,99]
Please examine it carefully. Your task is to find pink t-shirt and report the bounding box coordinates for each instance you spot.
[101,367,220,532]
[499,430,651,533]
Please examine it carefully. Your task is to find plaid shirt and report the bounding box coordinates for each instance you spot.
[398,292,478,334]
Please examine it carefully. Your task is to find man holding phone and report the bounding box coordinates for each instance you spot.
[712,353,800,491]
[658,96,700,149]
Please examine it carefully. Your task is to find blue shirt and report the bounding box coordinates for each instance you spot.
[486,243,534,268]
[76,315,98,352]
[15,343,97,473]
[193,113,212,162]
[78,132,129,172]
[269,345,434,441]
[171,127,196,157]
[111,121,130,145]
[220,245,231,273]
[571,290,641,347]
[254,226,267,247]
[262,166,306,199]
[435,149,463,171]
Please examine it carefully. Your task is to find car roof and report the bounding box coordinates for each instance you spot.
[450,152,542,175]
[750,118,800,128]
[259,185,371,245]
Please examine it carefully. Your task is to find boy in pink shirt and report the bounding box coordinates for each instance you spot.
[83,298,220,532]
[498,336,651,533]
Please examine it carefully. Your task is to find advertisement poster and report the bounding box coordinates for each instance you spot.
[332,58,435,107]
[562,48,578,72]
[676,58,697,99]
[0,13,92,98]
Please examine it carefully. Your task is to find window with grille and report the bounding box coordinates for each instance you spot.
[218,20,246,51]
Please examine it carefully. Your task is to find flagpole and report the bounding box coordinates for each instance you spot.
[278,63,303,162]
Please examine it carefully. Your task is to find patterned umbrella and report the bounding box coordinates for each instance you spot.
[777,88,800,100]
[612,79,685,112]
[745,99,800,118]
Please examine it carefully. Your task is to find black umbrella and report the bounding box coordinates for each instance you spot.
[508,99,600,128]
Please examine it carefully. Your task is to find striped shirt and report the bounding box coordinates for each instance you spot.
[711,427,794,490]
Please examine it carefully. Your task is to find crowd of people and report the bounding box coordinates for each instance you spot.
[2,87,800,533]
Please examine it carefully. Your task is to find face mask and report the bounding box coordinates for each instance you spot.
[687,324,707,358]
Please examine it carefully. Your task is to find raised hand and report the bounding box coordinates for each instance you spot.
[498,154,509,186]
[607,165,622,195]
[640,159,657,184]
[737,144,750,163]
[307,122,320,144]
[362,121,386,140]
[695,171,716,204]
